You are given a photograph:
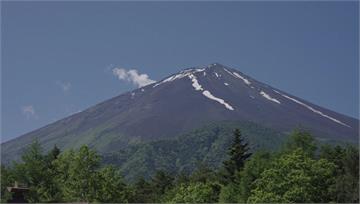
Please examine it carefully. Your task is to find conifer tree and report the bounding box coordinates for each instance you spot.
[222,129,251,183]
[48,145,61,161]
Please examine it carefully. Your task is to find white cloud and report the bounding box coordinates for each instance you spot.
[112,67,156,88]
[56,81,71,93]
[22,105,37,119]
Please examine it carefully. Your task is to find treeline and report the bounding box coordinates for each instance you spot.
[1,129,358,203]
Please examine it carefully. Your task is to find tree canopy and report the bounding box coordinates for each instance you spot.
[1,128,358,203]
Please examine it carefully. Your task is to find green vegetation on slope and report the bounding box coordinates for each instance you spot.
[1,128,358,203]
[102,121,286,181]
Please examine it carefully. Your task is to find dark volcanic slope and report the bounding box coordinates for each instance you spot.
[2,63,358,163]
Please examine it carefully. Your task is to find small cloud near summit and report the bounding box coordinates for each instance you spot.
[21,105,38,119]
[112,67,156,88]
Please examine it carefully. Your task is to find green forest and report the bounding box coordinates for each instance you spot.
[1,129,358,203]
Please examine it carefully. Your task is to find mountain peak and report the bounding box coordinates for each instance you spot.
[180,63,224,72]
[2,62,358,166]
[206,62,223,67]
[152,63,252,90]
[150,63,354,130]
[200,62,226,71]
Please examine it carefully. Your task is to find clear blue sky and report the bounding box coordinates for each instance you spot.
[1,1,359,142]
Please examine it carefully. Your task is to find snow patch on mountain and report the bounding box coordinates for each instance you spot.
[153,68,205,88]
[202,90,234,110]
[273,90,351,128]
[224,83,229,86]
[215,72,219,78]
[188,74,203,91]
[184,68,205,73]
[188,74,234,111]
[153,74,183,87]
[224,68,236,77]
[233,72,251,85]
[260,91,281,104]
[223,68,251,85]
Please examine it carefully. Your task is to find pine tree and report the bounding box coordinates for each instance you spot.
[48,145,61,161]
[222,129,251,184]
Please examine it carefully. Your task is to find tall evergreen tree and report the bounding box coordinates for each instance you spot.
[47,145,61,161]
[222,129,251,183]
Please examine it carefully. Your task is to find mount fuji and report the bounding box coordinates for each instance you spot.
[2,63,358,168]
